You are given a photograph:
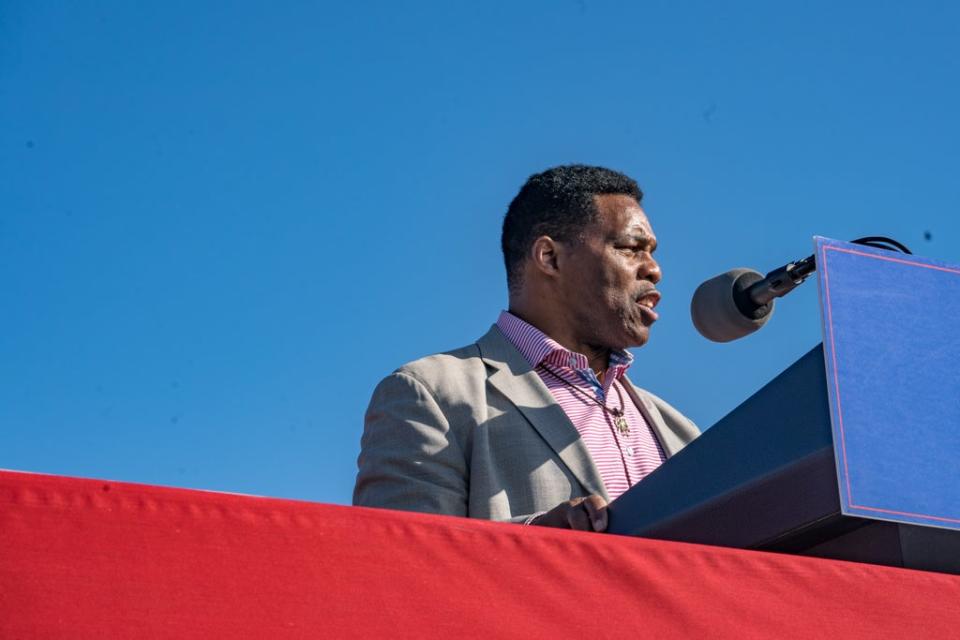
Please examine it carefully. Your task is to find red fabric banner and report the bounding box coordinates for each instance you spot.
[2,470,958,639]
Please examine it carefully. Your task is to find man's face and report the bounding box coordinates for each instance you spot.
[558,194,662,351]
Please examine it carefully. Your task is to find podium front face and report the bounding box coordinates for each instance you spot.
[817,236,960,531]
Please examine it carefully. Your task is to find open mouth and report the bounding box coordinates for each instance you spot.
[636,290,661,322]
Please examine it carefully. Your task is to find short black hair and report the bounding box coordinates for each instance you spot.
[501,164,642,291]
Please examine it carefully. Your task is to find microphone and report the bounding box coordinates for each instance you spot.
[691,256,816,343]
[690,237,912,343]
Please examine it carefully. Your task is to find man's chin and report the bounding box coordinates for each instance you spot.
[617,326,651,350]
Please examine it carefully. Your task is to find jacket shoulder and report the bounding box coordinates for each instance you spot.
[390,341,486,394]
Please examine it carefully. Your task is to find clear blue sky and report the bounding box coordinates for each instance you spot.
[3,1,959,504]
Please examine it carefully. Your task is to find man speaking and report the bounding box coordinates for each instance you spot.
[353,165,699,532]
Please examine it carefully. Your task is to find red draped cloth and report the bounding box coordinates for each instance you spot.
[2,470,958,639]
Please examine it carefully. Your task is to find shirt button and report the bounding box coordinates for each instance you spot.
[625,448,635,457]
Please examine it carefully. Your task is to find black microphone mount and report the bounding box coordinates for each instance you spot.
[734,255,817,317]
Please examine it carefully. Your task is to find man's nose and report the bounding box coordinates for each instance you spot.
[640,253,661,284]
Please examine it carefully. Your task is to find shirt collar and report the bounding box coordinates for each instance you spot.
[495,310,634,375]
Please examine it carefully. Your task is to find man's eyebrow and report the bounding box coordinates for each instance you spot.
[615,231,657,246]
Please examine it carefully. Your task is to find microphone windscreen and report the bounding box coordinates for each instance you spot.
[690,268,774,342]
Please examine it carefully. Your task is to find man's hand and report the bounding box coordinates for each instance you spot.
[529,495,608,532]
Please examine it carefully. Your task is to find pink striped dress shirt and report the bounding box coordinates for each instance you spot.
[496,311,665,501]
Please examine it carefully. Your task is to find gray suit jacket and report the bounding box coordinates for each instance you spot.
[353,325,700,522]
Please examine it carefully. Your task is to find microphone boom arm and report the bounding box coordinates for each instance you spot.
[746,254,817,307]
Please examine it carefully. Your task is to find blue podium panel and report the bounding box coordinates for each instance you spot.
[816,237,960,530]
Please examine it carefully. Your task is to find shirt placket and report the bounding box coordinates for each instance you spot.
[606,376,636,485]
[554,349,638,488]
[579,363,636,486]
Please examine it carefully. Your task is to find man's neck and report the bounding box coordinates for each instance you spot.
[507,305,611,373]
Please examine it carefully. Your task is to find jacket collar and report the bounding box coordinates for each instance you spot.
[476,325,610,502]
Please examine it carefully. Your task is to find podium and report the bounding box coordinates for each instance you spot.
[608,237,960,574]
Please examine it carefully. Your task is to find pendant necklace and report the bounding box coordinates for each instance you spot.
[538,363,631,435]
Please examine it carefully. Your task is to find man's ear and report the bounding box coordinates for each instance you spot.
[530,236,562,278]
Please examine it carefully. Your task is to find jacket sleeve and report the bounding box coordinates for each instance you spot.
[352,371,469,517]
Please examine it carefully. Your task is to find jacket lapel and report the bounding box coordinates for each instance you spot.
[476,326,609,502]
[622,376,685,457]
